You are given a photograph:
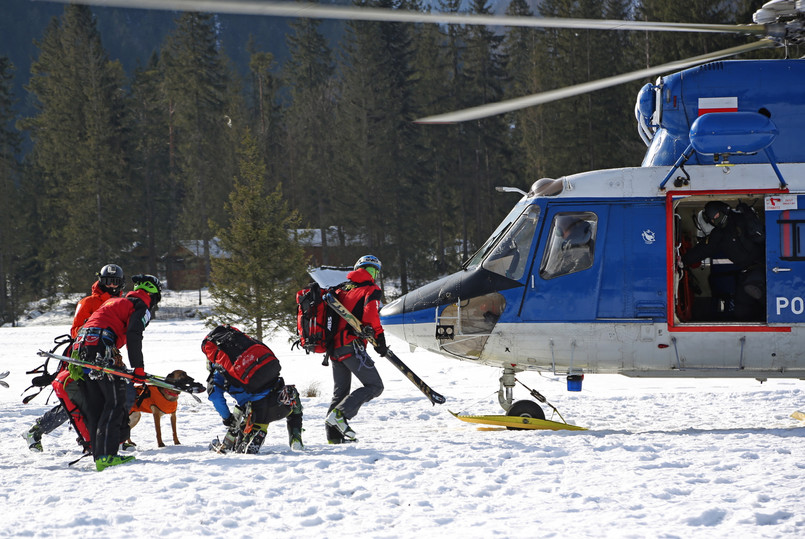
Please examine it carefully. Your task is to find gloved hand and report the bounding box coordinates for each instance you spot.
[373,332,388,357]
[67,363,85,382]
[360,324,375,339]
[223,413,236,427]
[132,367,147,383]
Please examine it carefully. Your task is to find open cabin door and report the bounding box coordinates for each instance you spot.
[765,194,805,324]
[671,192,804,327]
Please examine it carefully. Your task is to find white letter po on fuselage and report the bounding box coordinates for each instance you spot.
[776,296,805,316]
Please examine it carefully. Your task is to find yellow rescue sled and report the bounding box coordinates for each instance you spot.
[449,410,587,431]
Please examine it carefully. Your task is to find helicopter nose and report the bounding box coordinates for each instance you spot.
[380,296,407,342]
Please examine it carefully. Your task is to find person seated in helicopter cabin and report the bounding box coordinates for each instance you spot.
[681,201,765,322]
[539,214,596,280]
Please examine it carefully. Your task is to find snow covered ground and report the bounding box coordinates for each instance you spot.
[2,291,805,537]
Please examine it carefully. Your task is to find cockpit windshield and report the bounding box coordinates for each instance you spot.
[464,200,532,270]
[482,205,541,280]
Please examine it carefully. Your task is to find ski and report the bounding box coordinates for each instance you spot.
[0,370,8,389]
[35,350,205,401]
[324,292,446,405]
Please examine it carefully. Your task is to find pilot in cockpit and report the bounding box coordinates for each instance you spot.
[539,215,595,279]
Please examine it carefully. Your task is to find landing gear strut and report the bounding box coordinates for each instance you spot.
[497,368,517,412]
[498,367,547,422]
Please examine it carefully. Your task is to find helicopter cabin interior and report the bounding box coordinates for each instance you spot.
[672,194,767,325]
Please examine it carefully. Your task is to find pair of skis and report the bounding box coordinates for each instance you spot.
[323,292,446,405]
[35,350,205,401]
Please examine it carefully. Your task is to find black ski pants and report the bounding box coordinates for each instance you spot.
[84,375,128,459]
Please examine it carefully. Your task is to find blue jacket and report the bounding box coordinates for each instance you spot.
[208,371,272,420]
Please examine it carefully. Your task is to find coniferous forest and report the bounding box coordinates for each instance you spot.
[0,0,783,327]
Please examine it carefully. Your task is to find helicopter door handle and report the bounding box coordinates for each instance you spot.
[772,267,792,273]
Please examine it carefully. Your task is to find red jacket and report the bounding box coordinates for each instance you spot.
[331,268,384,358]
[71,281,115,338]
[81,289,154,369]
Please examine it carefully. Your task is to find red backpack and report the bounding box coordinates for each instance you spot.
[202,325,279,392]
[295,283,337,354]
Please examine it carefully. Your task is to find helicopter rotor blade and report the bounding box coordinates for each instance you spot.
[415,39,777,124]
[43,0,767,35]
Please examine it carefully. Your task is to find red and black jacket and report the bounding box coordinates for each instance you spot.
[330,268,384,360]
[80,289,154,370]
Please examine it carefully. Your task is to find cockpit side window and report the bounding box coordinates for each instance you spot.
[539,212,598,279]
[482,206,541,280]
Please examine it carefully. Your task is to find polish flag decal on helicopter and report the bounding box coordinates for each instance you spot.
[697,97,738,115]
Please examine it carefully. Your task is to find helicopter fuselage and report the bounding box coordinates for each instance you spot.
[381,58,805,383]
[380,163,805,380]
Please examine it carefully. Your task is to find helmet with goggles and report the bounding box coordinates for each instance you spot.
[97,264,125,296]
[354,255,381,279]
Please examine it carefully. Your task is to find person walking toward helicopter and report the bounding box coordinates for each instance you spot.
[324,255,388,443]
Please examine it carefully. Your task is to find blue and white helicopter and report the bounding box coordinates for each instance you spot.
[63,0,805,420]
[379,1,805,419]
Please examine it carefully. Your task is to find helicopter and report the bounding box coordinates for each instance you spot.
[381,3,805,420]
[47,0,805,421]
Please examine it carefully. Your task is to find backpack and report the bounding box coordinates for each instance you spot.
[294,282,337,354]
[202,325,279,392]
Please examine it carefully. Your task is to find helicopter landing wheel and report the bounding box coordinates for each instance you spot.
[505,399,545,430]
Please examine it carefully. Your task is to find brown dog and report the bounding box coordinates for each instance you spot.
[127,370,189,447]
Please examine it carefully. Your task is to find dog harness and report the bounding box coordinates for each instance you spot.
[131,385,178,415]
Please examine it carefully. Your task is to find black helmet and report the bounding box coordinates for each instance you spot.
[132,274,162,307]
[703,201,730,229]
[97,264,125,296]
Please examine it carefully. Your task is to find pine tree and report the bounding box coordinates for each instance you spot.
[333,0,423,292]
[638,0,743,65]
[459,0,512,252]
[503,0,546,182]
[210,130,309,340]
[246,37,283,180]
[129,52,176,276]
[0,55,25,324]
[409,9,463,276]
[22,5,131,291]
[161,12,240,287]
[282,13,338,264]
[532,0,644,176]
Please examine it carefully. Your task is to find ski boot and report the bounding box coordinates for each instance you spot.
[289,427,304,450]
[326,424,344,445]
[238,429,266,454]
[22,423,43,452]
[325,409,356,441]
[209,406,246,453]
[95,454,136,471]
